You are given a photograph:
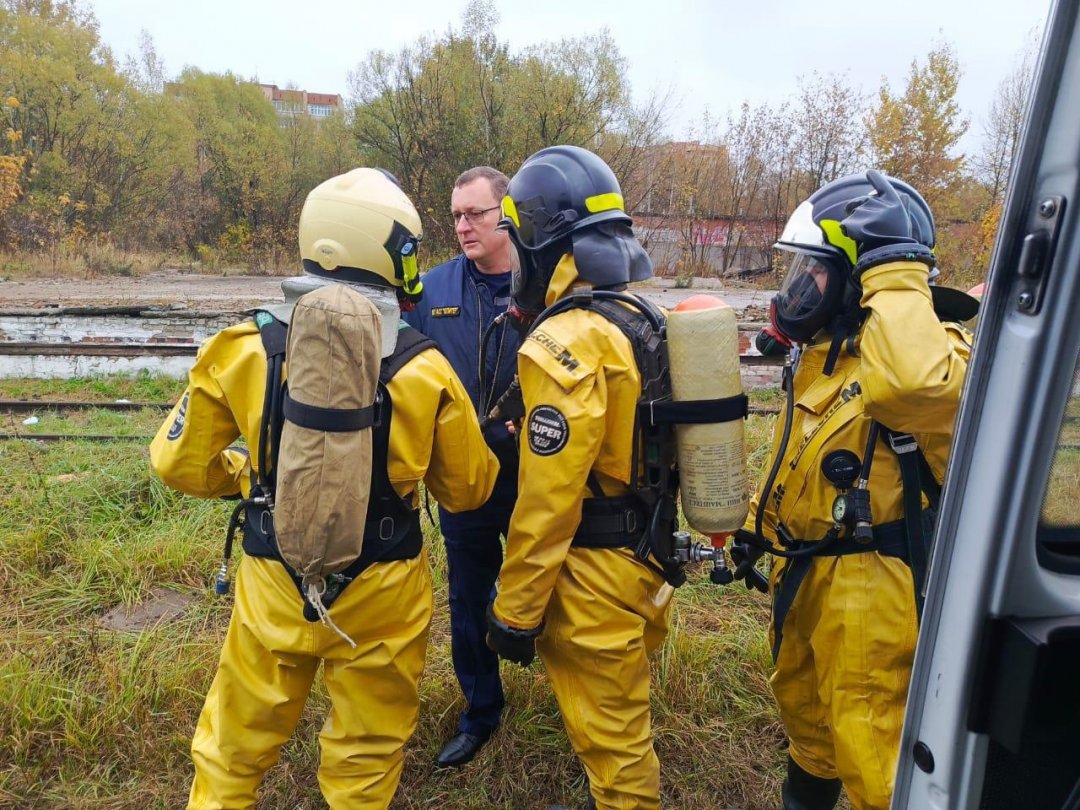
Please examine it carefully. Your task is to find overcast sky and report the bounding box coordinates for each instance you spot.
[87,0,1052,154]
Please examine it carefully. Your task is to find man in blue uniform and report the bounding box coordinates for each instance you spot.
[405,165,522,768]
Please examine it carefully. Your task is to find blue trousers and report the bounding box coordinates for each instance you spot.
[441,512,506,736]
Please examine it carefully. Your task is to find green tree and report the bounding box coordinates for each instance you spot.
[166,69,287,262]
[166,69,358,269]
[0,0,190,250]
[349,2,666,253]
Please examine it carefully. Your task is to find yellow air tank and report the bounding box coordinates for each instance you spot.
[667,294,748,534]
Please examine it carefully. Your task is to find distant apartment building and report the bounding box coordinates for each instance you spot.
[256,83,342,121]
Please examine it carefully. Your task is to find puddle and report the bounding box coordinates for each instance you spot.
[98,586,195,632]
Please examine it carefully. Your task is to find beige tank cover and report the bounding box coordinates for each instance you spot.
[274,283,382,581]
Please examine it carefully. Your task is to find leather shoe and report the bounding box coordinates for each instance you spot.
[435,730,492,768]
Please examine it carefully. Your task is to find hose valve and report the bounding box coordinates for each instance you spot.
[213,561,230,596]
[672,531,734,585]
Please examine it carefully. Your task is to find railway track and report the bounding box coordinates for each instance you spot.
[0,399,172,413]
[0,342,198,357]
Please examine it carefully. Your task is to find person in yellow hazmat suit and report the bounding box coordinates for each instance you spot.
[729,170,975,810]
[149,168,499,810]
[484,145,676,810]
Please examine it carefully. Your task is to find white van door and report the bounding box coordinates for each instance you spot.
[893,1,1080,808]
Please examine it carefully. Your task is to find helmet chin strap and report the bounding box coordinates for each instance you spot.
[821,300,867,376]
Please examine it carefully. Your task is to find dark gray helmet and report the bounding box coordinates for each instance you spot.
[499,145,652,315]
[771,171,935,344]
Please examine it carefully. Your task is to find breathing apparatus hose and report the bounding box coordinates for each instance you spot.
[257,351,284,494]
[481,289,664,429]
[480,375,523,431]
[748,350,841,560]
[478,311,509,417]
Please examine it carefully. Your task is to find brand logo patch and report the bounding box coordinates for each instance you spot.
[431,306,461,317]
[166,393,189,441]
[527,405,569,456]
[529,330,580,372]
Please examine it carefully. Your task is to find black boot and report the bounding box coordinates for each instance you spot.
[779,755,842,810]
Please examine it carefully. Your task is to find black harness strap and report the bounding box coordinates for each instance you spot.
[253,314,287,493]
[572,495,647,548]
[227,317,437,619]
[886,429,935,621]
[575,298,684,585]
[646,394,749,426]
[283,394,377,432]
[769,519,915,662]
[768,426,941,661]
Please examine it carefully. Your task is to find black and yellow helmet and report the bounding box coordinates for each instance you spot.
[298,168,424,302]
[500,145,651,314]
[771,171,935,344]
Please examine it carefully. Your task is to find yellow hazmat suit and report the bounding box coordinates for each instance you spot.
[746,261,971,810]
[150,319,498,809]
[492,256,674,810]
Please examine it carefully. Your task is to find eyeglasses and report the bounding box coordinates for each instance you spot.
[451,205,500,225]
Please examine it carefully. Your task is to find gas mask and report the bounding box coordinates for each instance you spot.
[771,251,851,344]
[505,228,568,323]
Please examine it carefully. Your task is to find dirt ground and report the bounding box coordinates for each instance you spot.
[0,268,776,320]
[0,269,287,312]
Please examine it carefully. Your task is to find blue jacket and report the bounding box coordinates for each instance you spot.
[405,254,521,530]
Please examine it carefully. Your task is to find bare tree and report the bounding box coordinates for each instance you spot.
[791,71,868,192]
[974,28,1039,208]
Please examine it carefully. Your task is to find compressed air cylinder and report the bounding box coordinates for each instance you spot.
[667,294,749,533]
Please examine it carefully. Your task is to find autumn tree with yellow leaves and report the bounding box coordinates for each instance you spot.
[0,95,28,245]
[867,42,969,219]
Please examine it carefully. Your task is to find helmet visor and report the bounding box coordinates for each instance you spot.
[772,251,847,343]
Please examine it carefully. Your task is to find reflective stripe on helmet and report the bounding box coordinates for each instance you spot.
[819,219,858,266]
[501,196,520,227]
[585,192,624,213]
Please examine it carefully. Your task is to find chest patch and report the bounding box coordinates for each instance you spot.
[527,405,569,456]
[166,393,189,441]
[431,306,461,318]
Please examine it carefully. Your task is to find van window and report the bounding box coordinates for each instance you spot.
[1037,351,1080,573]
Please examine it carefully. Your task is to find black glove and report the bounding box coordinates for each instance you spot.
[729,532,770,594]
[486,603,542,667]
[840,169,935,275]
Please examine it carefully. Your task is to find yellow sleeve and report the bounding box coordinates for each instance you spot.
[387,349,499,512]
[493,334,606,630]
[149,326,260,499]
[858,261,968,433]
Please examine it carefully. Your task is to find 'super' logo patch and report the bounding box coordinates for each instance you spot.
[527,405,569,456]
[166,393,189,441]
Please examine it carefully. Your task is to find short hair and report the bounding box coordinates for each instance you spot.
[454,166,509,200]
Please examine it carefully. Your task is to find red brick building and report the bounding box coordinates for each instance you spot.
[256,83,342,120]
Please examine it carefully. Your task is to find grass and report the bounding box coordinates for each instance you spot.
[0,248,190,281]
[0,372,186,403]
[0,376,816,809]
